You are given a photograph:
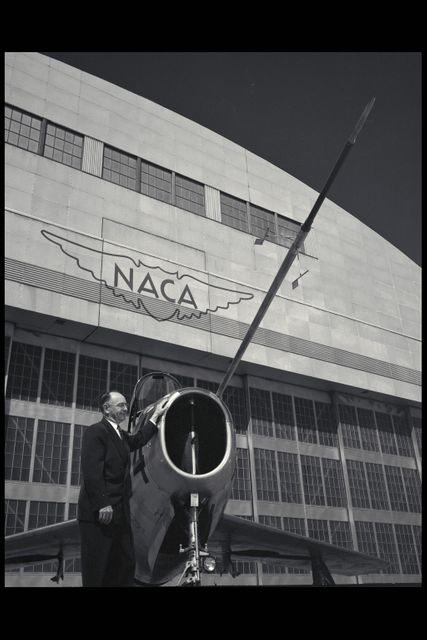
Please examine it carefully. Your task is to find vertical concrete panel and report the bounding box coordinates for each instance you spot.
[205,185,221,222]
[82,137,103,177]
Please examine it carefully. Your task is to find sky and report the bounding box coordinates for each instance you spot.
[42,52,421,266]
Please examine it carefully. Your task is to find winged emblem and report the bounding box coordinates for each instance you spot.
[41,230,254,322]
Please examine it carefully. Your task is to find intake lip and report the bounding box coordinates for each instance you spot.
[159,388,233,478]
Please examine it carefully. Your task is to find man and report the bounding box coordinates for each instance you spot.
[78,390,168,587]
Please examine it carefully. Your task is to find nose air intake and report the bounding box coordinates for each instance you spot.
[164,392,228,474]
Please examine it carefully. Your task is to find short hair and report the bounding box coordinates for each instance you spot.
[99,391,112,412]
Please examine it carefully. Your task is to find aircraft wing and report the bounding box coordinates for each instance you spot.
[210,514,388,575]
[5,519,80,567]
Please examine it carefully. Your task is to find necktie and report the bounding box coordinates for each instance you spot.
[116,425,122,439]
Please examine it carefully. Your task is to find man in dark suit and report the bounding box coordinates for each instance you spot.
[78,390,167,587]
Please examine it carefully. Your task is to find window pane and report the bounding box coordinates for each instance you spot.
[32,421,70,485]
[295,397,317,444]
[40,348,75,407]
[6,342,42,401]
[250,388,274,437]
[301,455,325,505]
[76,355,108,411]
[43,123,83,169]
[230,448,252,501]
[254,448,280,501]
[220,192,248,233]
[277,451,302,503]
[175,174,205,216]
[5,104,41,151]
[5,415,34,482]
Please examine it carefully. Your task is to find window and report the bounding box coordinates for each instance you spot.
[346,459,370,508]
[102,145,137,189]
[301,455,325,506]
[384,465,408,512]
[392,415,414,457]
[259,515,282,529]
[76,355,108,411]
[307,519,329,543]
[315,401,338,447]
[220,193,248,233]
[230,448,252,501]
[395,524,420,574]
[175,174,205,216]
[365,463,390,510]
[401,468,421,513]
[277,451,303,504]
[32,421,70,485]
[109,361,138,405]
[295,397,317,444]
[5,415,34,482]
[250,388,274,437]
[355,521,378,557]
[5,105,41,152]
[375,522,400,574]
[413,417,422,456]
[140,160,172,203]
[28,501,65,530]
[40,348,76,407]
[5,499,26,536]
[254,448,280,502]
[277,215,301,250]
[71,425,84,487]
[339,405,361,449]
[250,204,277,242]
[322,458,347,507]
[376,411,398,455]
[272,392,295,440]
[412,525,421,567]
[44,123,83,169]
[329,521,353,549]
[6,342,42,402]
[357,408,380,452]
[222,386,247,433]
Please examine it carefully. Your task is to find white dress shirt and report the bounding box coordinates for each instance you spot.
[105,417,123,439]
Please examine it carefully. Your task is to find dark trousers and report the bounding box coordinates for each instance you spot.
[79,506,135,587]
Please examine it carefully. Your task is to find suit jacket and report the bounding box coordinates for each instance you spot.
[77,410,157,522]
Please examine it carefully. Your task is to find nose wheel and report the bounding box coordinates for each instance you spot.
[176,493,214,586]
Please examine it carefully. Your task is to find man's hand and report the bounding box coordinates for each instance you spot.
[151,398,170,425]
[98,505,113,525]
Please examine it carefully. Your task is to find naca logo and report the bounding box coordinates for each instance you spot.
[41,230,254,322]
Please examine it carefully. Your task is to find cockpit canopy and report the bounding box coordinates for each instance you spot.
[128,371,182,430]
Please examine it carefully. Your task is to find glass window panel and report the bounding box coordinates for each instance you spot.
[277,215,303,251]
[339,404,361,449]
[250,388,274,437]
[5,416,34,482]
[250,204,277,242]
[401,468,421,513]
[295,397,317,444]
[32,421,70,485]
[6,342,42,401]
[346,459,370,508]
[375,522,400,574]
[307,519,329,542]
[357,408,380,451]
[222,386,248,434]
[384,465,408,512]
[365,462,390,510]
[329,520,353,549]
[254,448,280,501]
[393,415,414,457]
[315,401,338,447]
[5,499,27,536]
[175,174,205,216]
[76,355,108,411]
[355,521,378,557]
[230,448,252,501]
[43,123,83,168]
[277,451,303,504]
[395,524,420,574]
[301,455,325,505]
[272,392,295,440]
[220,192,249,233]
[322,458,347,507]
[376,411,398,455]
[40,348,75,407]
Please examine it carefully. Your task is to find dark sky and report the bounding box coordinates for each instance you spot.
[42,52,421,266]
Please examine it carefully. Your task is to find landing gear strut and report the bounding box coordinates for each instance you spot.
[177,493,211,586]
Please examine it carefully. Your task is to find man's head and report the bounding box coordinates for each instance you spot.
[100,391,129,424]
